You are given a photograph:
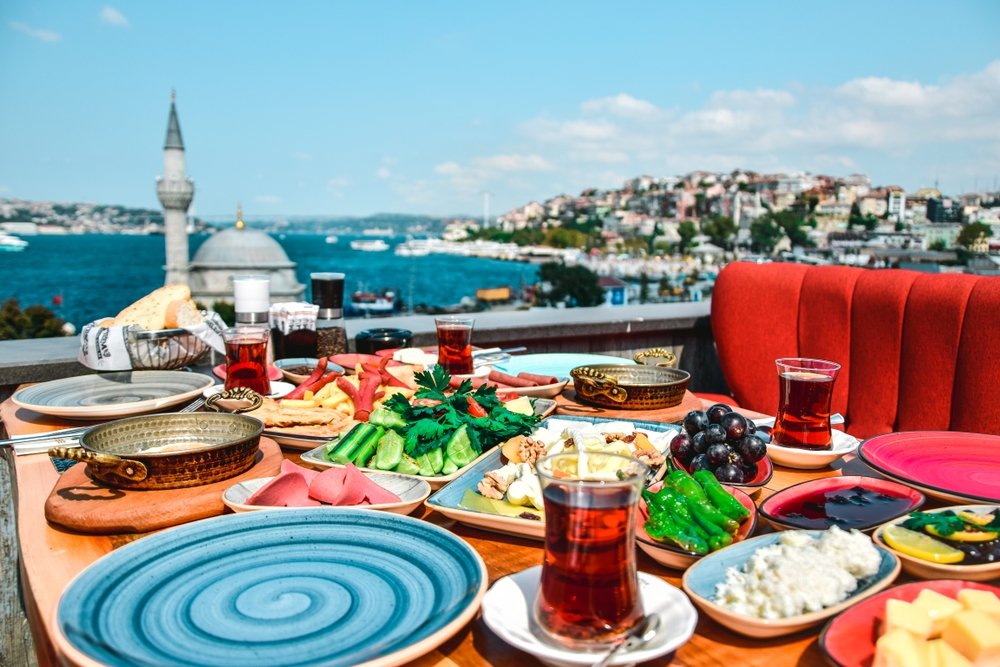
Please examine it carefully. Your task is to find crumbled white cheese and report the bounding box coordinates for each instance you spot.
[713,527,881,619]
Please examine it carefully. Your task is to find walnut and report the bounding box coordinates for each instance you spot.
[634,448,666,470]
[604,432,628,443]
[517,437,546,466]
[477,471,510,500]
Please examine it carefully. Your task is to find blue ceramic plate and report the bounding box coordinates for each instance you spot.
[12,370,214,419]
[493,353,634,380]
[681,530,900,638]
[426,415,681,540]
[57,509,487,667]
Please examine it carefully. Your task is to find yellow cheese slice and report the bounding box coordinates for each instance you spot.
[886,598,935,639]
[915,589,966,637]
[941,610,1000,665]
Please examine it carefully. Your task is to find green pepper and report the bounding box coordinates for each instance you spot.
[668,474,740,534]
[665,468,708,503]
[693,469,750,521]
[644,488,712,545]
[645,512,709,554]
[685,500,733,550]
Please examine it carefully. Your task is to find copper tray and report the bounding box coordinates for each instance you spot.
[570,364,690,410]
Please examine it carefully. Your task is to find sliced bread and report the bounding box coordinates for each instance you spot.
[165,298,204,328]
[112,284,191,330]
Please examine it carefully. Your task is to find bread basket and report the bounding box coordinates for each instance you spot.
[49,412,263,490]
[127,327,211,370]
[570,364,690,410]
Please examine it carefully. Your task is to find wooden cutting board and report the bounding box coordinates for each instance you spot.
[44,438,283,535]
[554,388,703,423]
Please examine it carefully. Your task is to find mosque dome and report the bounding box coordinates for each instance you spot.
[191,227,293,268]
[187,206,305,304]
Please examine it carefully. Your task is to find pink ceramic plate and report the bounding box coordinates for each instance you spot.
[859,431,1000,503]
[819,579,1000,667]
[759,475,924,533]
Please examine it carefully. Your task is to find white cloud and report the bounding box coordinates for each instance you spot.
[581,94,658,118]
[375,167,391,179]
[99,6,129,27]
[434,162,462,175]
[8,21,61,43]
[326,177,350,198]
[292,151,312,161]
[254,194,280,204]
[473,154,552,172]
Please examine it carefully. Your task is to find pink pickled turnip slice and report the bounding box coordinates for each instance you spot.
[246,472,320,507]
[308,466,366,505]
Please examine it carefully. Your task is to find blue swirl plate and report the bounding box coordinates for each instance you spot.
[56,509,487,667]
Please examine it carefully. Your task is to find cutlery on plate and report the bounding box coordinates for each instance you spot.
[592,613,661,667]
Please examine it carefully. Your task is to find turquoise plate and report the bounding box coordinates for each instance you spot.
[57,509,487,667]
[425,415,681,540]
[493,353,634,380]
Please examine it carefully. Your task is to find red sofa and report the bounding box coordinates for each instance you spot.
[710,262,1000,439]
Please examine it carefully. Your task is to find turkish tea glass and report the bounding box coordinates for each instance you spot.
[772,357,841,450]
[223,326,271,396]
[435,316,474,375]
[533,451,649,650]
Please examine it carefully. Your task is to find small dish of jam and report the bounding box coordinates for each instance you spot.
[760,475,925,532]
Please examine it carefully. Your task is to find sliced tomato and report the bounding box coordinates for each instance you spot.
[466,396,487,418]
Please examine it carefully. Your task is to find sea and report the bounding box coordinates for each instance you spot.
[0,233,542,329]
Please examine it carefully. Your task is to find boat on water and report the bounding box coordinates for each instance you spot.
[325,235,339,244]
[0,233,28,251]
[362,227,393,237]
[349,289,400,315]
[349,239,390,252]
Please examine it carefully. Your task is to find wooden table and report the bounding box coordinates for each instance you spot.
[1,396,901,667]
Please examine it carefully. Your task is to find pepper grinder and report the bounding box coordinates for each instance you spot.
[311,272,347,357]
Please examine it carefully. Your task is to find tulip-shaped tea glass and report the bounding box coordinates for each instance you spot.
[223,326,271,396]
[533,451,649,650]
[435,316,474,375]
[772,357,841,450]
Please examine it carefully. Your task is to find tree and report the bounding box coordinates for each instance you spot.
[749,216,784,254]
[536,263,604,307]
[956,222,992,250]
[0,298,67,340]
[677,221,698,254]
[929,239,948,251]
[701,216,737,250]
[638,273,650,304]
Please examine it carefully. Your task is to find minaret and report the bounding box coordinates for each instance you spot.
[156,90,195,286]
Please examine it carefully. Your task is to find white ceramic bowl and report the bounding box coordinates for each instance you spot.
[223,472,431,515]
[871,504,1000,582]
[681,531,900,638]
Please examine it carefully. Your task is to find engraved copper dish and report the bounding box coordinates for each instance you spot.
[570,364,690,410]
[49,412,263,490]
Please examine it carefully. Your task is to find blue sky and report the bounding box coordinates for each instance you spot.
[1,1,999,217]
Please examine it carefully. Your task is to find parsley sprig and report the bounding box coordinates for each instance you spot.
[382,366,541,456]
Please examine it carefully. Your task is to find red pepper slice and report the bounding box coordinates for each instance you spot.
[283,357,329,400]
[466,396,487,418]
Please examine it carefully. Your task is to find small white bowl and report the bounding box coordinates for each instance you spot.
[223,472,431,515]
[203,381,295,400]
[681,531,900,638]
[871,504,1000,582]
[764,428,859,470]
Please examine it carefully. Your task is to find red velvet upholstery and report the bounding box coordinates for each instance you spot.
[711,263,1000,438]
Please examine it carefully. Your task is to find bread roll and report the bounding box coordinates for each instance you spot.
[165,298,204,328]
[112,284,191,330]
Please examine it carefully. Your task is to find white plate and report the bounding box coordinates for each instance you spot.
[762,426,860,470]
[11,371,215,420]
[481,565,696,667]
[203,381,294,400]
[223,473,431,515]
[494,353,635,379]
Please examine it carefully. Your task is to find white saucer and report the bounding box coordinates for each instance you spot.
[449,365,491,380]
[765,429,859,469]
[202,381,294,400]
[481,566,697,667]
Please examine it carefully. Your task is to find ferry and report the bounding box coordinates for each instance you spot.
[0,233,28,251]
[325,235,339,244]
[349,239,390,252]
[349,289,400,315]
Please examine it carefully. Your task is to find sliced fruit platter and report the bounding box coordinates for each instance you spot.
[300,367,544,488]
[873,505,1000,582]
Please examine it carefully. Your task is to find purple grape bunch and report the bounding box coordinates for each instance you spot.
[669,404,768,484]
